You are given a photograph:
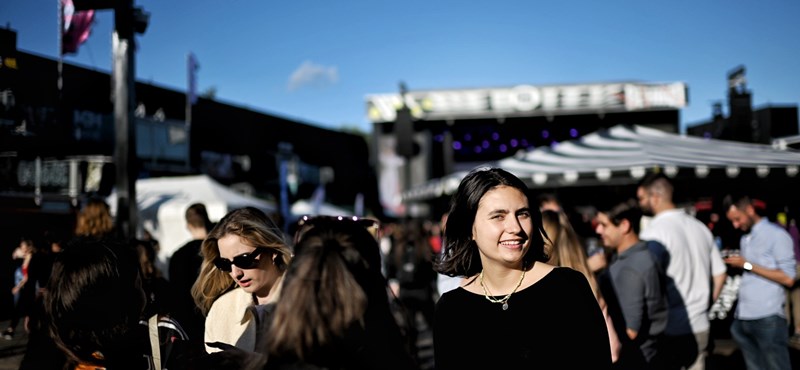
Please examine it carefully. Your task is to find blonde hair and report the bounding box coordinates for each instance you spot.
[541,210,599,298]
[191,207,292,315]
[75,198,114,237]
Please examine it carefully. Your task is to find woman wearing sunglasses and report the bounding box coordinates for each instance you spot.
[191,207,292,354]
[195,216,419,370]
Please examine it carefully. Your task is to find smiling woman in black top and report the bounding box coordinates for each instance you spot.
[433,167,612,369]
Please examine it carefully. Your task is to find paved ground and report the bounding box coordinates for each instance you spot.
[0,320,27,370]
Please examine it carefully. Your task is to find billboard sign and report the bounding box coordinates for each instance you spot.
[366,82,687,123]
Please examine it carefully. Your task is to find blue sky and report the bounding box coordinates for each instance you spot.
[2,0,799,134]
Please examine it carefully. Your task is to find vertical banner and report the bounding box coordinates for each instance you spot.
[187,52,198,105]
[311,184,325,216]
[61,0,95,55]
[354,193,364,217]
[279,158,290,234]
[185,53,198,170]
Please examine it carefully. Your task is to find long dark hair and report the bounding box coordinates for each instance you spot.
[44,237,146,367]
[268,218,412,367]
[435,167,548,277]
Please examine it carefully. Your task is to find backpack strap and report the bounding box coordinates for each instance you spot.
[148,315,162,370]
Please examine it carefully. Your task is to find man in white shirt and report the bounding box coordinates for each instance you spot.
[636,173,727,370]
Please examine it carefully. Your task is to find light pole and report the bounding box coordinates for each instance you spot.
[394,82,415,214]
[74,0,148,239]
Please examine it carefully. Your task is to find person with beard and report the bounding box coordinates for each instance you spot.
[636,173,726,370]
[723,194,795,370]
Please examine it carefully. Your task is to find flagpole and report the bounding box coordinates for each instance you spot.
[185,52,191,131]
[57,0,63,111]
[185,53,193,172]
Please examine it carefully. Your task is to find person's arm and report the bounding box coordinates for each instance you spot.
[587,252,607,273]
[708,238,727,302]
[724,255,794,288]
[384,247,401,297]
[11,275,27,295]
[613,267,645,340]
[12,246,25,259]
[711,272,726,302]
[573,271,613,368]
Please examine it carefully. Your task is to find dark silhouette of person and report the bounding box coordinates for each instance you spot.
[169,203,213,353]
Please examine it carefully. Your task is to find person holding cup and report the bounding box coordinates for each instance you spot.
[723,194,795,370]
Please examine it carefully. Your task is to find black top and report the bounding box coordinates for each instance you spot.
[265,294,419,370]
[434,267,611,370]
[168,239,205,338]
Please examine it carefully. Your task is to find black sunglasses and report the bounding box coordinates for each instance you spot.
[293,215,381,245]
[213,248,268,272]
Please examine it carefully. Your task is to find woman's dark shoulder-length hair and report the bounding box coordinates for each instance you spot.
[267,218,395,360]
[435,167,547,277]
[44,237,145,366]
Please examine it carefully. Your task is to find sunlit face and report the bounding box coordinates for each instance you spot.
[540,200,561,212]
[636,187,654,215]
[472,186,533,267]
[595,212,624,249]
[19,241,33,254]
[217,234,280,300]
[726,205,754,232]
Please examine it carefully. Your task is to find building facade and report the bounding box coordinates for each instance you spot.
[686,66,799,144]
[0,26,382,251]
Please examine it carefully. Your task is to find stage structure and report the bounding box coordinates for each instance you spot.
[367,81,688,217]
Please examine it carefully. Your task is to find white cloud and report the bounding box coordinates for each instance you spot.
[287,61,339,91]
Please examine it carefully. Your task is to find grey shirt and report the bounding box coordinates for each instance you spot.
[609,240,668,361]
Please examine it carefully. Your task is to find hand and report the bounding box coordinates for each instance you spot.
[206,341,237,351]
[586,251,607,273]
[389,280,401,298]
[191,342,267,370]
[724,255,745,269]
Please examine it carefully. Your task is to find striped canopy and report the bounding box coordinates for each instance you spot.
[402,124,800,202]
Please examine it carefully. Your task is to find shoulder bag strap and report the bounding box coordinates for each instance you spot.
[148,314,162,370]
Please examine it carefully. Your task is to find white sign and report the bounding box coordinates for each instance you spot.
[366,82,687,123]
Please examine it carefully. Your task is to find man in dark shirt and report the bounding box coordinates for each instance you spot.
[596,200,668,369]
[169,203,212,343]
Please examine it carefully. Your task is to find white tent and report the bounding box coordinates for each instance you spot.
[111,174,277,276]
[291,199,352,217]
[403,124,800,202]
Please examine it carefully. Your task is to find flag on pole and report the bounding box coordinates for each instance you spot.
[61,0,95,55]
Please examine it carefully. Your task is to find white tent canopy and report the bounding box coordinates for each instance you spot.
[110,174,277,276]
[403,124,800,202]
[291,199,352,217]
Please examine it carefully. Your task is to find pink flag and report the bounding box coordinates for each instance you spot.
[61,0,95,55]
